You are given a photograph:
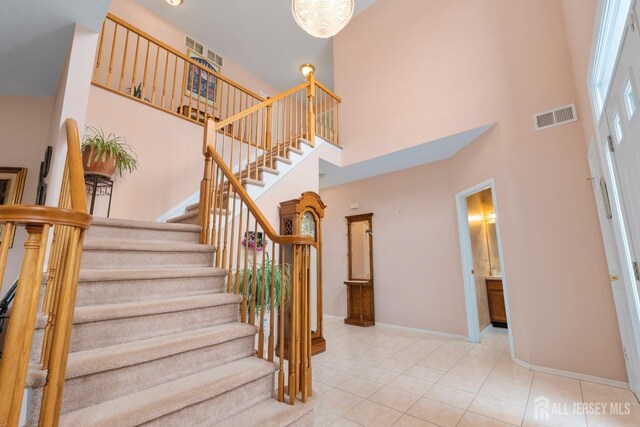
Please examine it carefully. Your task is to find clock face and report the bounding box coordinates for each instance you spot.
[301,211,316,239]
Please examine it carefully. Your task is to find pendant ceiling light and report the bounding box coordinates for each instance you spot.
[292,0,355,38]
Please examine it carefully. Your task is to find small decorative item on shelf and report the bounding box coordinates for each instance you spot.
[242,231,267,251]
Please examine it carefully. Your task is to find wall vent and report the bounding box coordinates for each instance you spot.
[533,103,578,131]
[206,49,224,68]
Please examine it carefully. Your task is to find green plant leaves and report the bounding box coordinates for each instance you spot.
[81,126,138,176]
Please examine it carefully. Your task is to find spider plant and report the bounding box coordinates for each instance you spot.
[125,83,150,102]
[233,253,291,314]
[81,127,138,176]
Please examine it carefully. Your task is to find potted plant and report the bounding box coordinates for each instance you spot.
[81,127,138,177]
[233,253,291,321]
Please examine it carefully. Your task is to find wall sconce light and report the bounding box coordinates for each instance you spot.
[166,0,183,6]
[299,63,316,78]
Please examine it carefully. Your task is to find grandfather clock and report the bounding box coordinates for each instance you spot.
[279,192,326,354]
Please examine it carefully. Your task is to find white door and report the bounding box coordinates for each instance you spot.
[602,19,640,395]
[589,139,640,395]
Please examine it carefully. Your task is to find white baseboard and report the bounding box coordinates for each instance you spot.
[323,314,467,340]
[514,358,629,389]
[480,324,494,337]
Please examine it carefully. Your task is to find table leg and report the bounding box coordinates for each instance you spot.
[90,176,98,215]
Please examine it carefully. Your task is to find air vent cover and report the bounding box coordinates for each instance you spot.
[533,104,578,131]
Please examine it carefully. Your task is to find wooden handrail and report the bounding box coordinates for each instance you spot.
[0,205,91,228]
[65,119,88,213]
[105,13,265,102]
[213,81,311,132]
[314,80,342,102]
[205,140,314,247]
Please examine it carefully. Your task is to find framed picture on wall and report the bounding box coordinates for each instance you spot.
[0,167,27,248]
[184,49,219,108]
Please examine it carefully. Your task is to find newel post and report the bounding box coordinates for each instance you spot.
[306,73,316,143]
[0,224,49,427]
[199,118,215,244]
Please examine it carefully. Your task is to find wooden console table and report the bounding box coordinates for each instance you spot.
[344,280,375,327]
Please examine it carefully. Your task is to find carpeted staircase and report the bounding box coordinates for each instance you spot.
[25,217,312,426]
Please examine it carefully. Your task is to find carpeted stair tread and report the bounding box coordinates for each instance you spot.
[66,323,257,379]
[91,217,201,232]
[58,357,276,427]
[35,293,241,328]
[273,155,293,165]
[214,396,315,427]
[83,238,215,252]
[76,266,226,282]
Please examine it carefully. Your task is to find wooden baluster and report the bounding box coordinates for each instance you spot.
[170,55,178,112]
[151,44,160,104]
[235,200,245,296]
[307,75,316,143]
[240,211,251,322]
[199,122,214,244]
[289,94,294,148]
[130,35,140,98]
[301,245,309,402]
[0,224,49,426]
[161,50,169,108]
[214,166,226,267]
[106,23,118,87]
[268,240,276,362]
[288,244,298,405]
[94,21,106,81]
[278,245,286,402]
[38,227,85,426]
[195,65,202,122]
[226,187,238,292]
[248,218,259,326]
[118,29,130,91]
[141,39,150,102]
[0,223,15,288]
[257,229,267,358]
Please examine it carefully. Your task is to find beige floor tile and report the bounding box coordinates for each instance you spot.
[368,385,421,412]
[468,394,526,425]
[529,372,582,404]
[317,388,364,415]
[406,397,465,427]
[336,376,384,398]
[313,381,335,395]
[392,414,439,426]
[315,365,357,387]
[424,384,476,410]
[314,406,340,427]
[415,351,463,371]
[478,379,531,407]
[329,418,362,427]
[358,366,400,384]
[457,411,516,426]
[343,400,403,427]
[375,357,416,373]
[388,374,435,396]
[404,365,446,383]
[437,371,487,393]
[586,413,640,426]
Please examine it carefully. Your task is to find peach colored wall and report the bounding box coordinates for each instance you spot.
[561,0,598,142]
[321,160,469,336]
[0,96,53,299]
[330,0,626,381]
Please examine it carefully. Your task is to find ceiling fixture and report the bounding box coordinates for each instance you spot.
[299,63,316,77]
[292,0,355,38]
[166,0,183,6]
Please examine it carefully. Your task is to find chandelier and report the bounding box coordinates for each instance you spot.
[292,0,355,38]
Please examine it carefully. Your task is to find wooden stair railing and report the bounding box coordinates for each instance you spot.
[0,119,92,427]
[93,14,265,127]
[198,117,315,404]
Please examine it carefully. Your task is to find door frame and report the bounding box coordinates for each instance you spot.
[455,178,515,357]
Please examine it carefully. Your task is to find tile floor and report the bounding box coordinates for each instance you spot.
[311,317,640,427]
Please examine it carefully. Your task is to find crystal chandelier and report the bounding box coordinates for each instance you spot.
[292,0,355,38]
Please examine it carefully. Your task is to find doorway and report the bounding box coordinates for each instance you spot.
[456,179,514,356]
[595,17,640,395]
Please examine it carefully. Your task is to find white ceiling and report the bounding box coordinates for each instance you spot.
[0,0,111,96]
[319,124,496,188]
[135,0,378,91]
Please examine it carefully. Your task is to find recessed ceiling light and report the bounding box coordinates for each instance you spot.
[166,0,183,6]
